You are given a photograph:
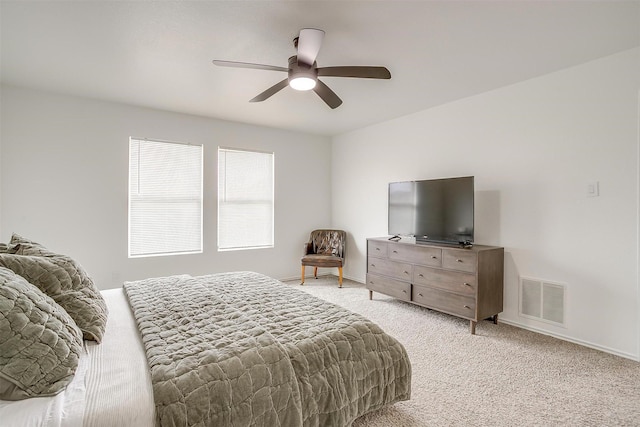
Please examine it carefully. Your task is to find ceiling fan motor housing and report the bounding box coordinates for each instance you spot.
[288,56,318,90]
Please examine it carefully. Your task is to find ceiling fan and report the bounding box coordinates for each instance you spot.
[212,28,391,109]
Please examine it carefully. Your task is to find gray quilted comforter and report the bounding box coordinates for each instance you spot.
[123,271,411,427]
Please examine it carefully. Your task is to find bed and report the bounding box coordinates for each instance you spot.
[1,270,411,426]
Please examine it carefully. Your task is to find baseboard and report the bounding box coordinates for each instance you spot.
[340,273,363,284]
[279,273,365,284]
[499,318,639,362]
[278,273,340,283]
[348,275,637,361]
[279,273,638,361]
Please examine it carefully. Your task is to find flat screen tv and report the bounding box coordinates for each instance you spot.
[388,176,474,245]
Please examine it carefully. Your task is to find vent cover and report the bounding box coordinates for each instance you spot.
[519,277,566,326]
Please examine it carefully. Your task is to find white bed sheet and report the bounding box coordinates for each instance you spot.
[0,288,155,427]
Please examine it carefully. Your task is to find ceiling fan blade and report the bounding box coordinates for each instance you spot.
[212,60,288,73]
[313,80,342,109]
[317,66,391,79]
[249,79,289,103]
[297,28,325,66]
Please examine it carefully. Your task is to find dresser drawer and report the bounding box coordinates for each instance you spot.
[412,285,476,319]
[367,257,412,281]
[368,240,388,258]
[388,244,442,267]
[366,274,411,301]
[413,266,476,296]
[442,249,477,273]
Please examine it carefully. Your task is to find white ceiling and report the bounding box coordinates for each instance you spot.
[1,1,638,137]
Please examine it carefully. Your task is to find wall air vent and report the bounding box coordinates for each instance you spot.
[519,277,566,326]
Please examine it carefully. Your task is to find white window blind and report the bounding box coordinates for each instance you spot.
[129,138,203,257]
[218,147,274,250]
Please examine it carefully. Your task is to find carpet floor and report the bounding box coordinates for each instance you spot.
[284,275,640,426]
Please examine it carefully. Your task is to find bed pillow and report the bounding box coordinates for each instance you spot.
[0,251,108,343]
[0,266,83,400]
[9,233,54,256]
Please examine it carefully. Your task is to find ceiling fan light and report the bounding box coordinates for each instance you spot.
[289,76,316,91]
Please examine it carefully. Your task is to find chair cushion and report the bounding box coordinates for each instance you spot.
[301,254,343,268]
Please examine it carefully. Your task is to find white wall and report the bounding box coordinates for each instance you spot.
[332,48,640,359]
[0,85,332,289]
[2,50,638,359]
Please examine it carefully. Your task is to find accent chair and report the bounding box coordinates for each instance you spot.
[301,229,346,287]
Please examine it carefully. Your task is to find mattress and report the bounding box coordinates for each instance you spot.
[0,288,155,427]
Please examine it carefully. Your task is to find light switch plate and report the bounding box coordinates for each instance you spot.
[587,181,599,197]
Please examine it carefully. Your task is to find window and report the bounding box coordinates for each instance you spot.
[218,147,274,250]
[128,138,203,257]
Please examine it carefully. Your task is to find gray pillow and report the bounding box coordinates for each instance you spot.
[0,266,83,400]
[0,235,108,343]
[10,233,53,256]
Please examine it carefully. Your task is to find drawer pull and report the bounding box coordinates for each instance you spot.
[457,259,463,263]
[402,290,407,294]
[375,247,380,251]
[464,282,471,287]
[431,256,437,259]
[392,250,398,253]
[371,263,376,267]
[418,293,423,297]
[403,271,409,275]
[463,305,471,309]
[418,273,424,278]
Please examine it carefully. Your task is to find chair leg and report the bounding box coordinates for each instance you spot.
[338,267,343,288]
[314,267,318,279]
[301,265,305,285]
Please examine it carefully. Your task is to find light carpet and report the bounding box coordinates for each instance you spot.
[284,275,640,427]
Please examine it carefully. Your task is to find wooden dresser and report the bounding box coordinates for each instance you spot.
[366,237,504,334]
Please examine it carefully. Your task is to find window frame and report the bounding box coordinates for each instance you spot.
[217,146,275,252]
[128,137,204,258]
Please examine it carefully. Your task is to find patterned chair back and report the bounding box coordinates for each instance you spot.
[309,229,346,259]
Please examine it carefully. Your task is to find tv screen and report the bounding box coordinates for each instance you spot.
[388,176,474,244]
